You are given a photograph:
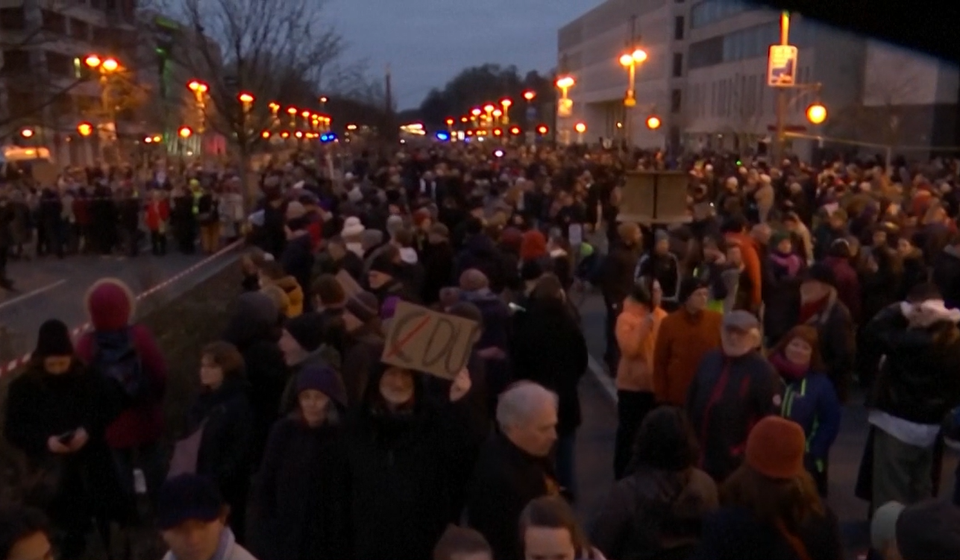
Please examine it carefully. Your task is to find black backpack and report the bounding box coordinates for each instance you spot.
[93,328,147,402]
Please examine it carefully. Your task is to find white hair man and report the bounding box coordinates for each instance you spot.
[466,382,560,560]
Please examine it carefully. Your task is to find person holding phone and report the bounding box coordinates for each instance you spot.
[4,319,123,560]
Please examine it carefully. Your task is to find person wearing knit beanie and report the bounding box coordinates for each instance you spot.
[745,416,807,480]
[295,364,347,409]
[33,319,74,360]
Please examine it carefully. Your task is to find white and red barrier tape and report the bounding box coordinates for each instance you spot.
[0,239,243,379]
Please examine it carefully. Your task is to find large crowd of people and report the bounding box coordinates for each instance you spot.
[2,143,960,560]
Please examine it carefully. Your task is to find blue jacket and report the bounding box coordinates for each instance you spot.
[780,372,841,464]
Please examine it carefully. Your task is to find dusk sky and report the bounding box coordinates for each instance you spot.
[330,0,599,110]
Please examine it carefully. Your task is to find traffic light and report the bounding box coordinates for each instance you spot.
[806,103,827,125]
[645,116,661,130]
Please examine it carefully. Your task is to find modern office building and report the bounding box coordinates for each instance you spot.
[558,0,960,158]
[0,0,139,165]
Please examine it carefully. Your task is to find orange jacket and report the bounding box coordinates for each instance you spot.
[724,232,762,307]
[615,300,668,392]
[652,308,723,406]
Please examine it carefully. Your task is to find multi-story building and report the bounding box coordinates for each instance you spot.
[557,0,690,151]
[0,0,139,165]
[558,0,960,159]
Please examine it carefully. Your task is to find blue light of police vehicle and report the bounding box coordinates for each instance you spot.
[436,131,450,141]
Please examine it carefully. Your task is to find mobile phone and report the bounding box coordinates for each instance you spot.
[57,430,76,445]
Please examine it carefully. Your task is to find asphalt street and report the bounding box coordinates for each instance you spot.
[0,250,236,364]
[571,292,958,559]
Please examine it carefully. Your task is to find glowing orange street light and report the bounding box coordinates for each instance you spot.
[84,55,101,68]
[483,104,495,113]
[574,122,587,134]
[493,109,503,118]
[178,126,193,138]
[76,122,93,137]
[101,58,119,72]
[523,90,536,101]
[261,130,271,139]
[537,125,549,135]
[287,107,298,115]
[268,102,280,114]
[280,131,290,139]
[238,92,255,104]
[460,116,469,123]
[20,128,34,138]
[510,126,521,135]
[295,131,304,139]
[301,110,311,118]
[806,102,827,125]
[500,98,512,109]
[556,76,575,90]
[188,80,208,93]
[646,115,662,130]
[445,118,454,127]
[493,128,503,137]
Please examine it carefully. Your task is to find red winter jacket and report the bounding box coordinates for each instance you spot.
[75,279,167,449]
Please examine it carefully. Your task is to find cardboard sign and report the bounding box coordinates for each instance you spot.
[336,270,363,297]
[381,301,481,379]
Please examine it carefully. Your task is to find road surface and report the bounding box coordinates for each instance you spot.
[0,250,237,364]
[571,292,957,559]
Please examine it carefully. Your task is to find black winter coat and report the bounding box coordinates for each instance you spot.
[691,505,842,560]
[466,433,560,560]
[420,240,455,303]
[4,362,125,530]
[255,415,349,560]
[185,380,254,517]
[511,299,588,435]
[867,304,960,425]
[344,366,483,560]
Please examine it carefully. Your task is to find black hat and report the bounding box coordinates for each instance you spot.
[33,319,73,359]
[520,259,544,282]
[157,474,223,530]
[803,263,836,287]
[295,365,347,406]
[369,253,397,277]
[284,312,324,352]
[678,277,709,304]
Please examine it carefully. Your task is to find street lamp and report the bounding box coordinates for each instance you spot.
[238,92,255,104]
[619,48,648,147]
[188,80,209,133]
[178,126,192,138]
[268,102,280,114]
[84,55,101,68]
[261,130,271,139]
[523,90,536,102]
[806,102,827,125]
[574,121,587,144]
[76,122,93,137]
[188,80,208,95]
[20,128,34,138]
[645,116,662,130]
[500,98,512,124]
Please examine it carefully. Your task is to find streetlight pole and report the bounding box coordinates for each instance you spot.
[774,11,790,163]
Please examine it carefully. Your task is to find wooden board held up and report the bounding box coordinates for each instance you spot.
[336,270,363,297]
[381,301,481,379]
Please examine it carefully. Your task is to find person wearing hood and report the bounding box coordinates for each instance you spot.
[420,223,455,305]
[178,342,253,542]
[593,406,719,560]
[686,311,781,482]
[865,284,960,512]
[277,312,344,412]
[344,357,480,560]
[653,278,723,407]
[280,204,315,312]
[769,326,842,496]
[340,216,366,257]
[75,278,167,507]
[254,366,349,560]
[613,280,668,479]
[797,264,855,402]
[259,260,304,318]
[4,320,125,560]
[221,292,286,469]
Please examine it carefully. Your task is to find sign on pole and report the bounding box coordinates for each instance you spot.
[767,45,798,87]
